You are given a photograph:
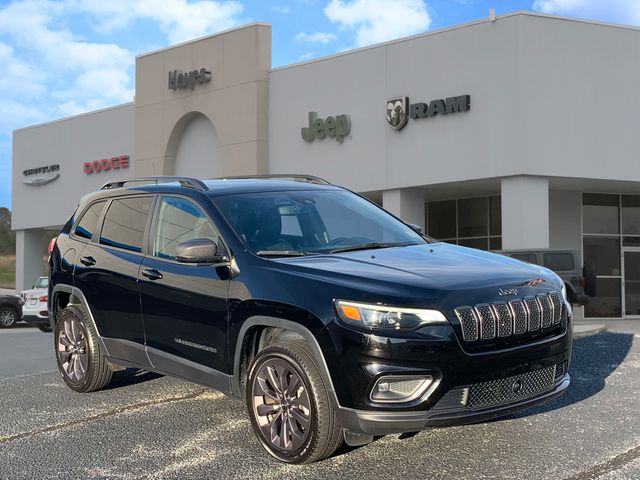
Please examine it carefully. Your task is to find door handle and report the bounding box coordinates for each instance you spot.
[142,268,163,281]
[80,256,96,267]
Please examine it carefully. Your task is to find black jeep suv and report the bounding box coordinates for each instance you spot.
[48,175,571,463]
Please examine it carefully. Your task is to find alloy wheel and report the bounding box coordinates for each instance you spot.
[57,316,89,382]
[0,309,15,327]
[252,358,312,452]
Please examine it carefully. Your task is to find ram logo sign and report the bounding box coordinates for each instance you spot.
[386,94,470,130]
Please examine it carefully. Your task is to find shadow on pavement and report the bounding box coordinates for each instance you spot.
[105,368,164,390]
[512,331,634,417]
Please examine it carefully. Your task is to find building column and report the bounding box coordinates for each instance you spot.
[501,176,549,249]
[382,188,426,231]
[15,229,43,292]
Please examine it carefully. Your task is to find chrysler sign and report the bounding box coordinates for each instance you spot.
[386,94,470,131]
[23,164,60,186]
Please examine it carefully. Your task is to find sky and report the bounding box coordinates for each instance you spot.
[2,0,640,210]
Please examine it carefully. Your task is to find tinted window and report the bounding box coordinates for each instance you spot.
[100,197,152,253]
[153,196,221,260]
[215,190,425,254]
[458,197,487,238]
[583,236,620,276]
[458,237,488,250]
[511,253,538,264]
[622,195,640,235]
[427,200,456,239]
[543,253,575,271]
[74,201,107,240]
[490,196,501,236]
[583,193,619,234]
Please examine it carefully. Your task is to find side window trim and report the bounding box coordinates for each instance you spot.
[95,194,157,256]
[148,193,228,263]
[71,199,109,243]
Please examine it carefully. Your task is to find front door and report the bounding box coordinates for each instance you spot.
[139,195,230,379]
[623,248,640,317]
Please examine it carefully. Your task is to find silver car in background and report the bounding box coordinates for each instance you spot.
[20,276,51,332]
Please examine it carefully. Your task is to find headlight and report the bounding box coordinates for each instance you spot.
[335,300,448,330]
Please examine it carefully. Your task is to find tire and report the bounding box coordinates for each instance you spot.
[0,306,18,328]
[54,305,112,392]
[38,324,52,333]
[246,340,343,464]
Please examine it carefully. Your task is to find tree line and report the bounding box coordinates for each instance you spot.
[0,208,16,255]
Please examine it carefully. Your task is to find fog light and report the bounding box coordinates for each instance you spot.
[370,375,434,403]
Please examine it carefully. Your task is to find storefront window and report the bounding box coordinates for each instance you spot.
[622,195,640,236]
[583,193,619,234]
[585,278,622,318]
[583,236,620,276]
[426,196,501,251]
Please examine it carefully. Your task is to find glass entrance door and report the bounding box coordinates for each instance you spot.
[623,248,640,317]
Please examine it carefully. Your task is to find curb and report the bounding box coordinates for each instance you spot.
[573,324,607,339]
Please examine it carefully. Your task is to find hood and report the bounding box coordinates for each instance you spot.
[272,243,558,295]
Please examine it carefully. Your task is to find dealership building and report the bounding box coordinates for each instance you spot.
[11,11,640,319]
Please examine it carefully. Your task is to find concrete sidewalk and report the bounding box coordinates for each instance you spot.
[0,287,16,296]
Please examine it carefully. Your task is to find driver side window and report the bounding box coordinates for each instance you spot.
[153,196,222,260]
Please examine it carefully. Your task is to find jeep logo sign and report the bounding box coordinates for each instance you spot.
[301,112,351,143]
[168,68,211,90]
[386,94,470,130]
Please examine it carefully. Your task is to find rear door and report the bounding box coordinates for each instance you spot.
[74,195,154,364]
[139,195,230,378]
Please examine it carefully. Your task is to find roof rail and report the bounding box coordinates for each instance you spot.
[213,174,332,185]
[100,176,209,191]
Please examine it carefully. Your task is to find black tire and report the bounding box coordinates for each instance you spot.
[0,306,18,328]
[54,305,112,392]
[38,324,52,333]
[246,340,343,464]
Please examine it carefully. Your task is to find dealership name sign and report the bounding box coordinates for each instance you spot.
[301,112,351,143]
[84,155,130,174]
[23,164,60,186]
[386,94,470,131]
[168,68,211,90]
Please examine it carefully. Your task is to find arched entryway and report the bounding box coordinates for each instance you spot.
[166,112,223,178]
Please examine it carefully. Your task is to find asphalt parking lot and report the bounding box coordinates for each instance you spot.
[2,326,640,480]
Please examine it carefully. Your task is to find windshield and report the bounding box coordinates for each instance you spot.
[214,190,427,255]
[34,277,48,289]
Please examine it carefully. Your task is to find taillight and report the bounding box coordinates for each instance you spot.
[39,295,48,302]
[48,237,57,255]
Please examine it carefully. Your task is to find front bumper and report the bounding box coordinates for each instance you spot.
[339,374,569,435]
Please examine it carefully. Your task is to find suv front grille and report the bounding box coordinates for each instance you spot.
[454,291,563,344]
[467,365,556,409]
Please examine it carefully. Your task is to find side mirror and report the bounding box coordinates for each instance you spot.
[407,223,422,233]
[175,238,227,264]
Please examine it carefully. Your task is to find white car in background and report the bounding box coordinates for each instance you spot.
[20,276,51,332]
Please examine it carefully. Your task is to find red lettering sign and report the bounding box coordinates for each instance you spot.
[84,155,130,174]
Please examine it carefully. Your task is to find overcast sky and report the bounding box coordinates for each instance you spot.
[2,0,639,210]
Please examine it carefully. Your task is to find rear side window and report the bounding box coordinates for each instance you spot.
[543,252,575,271]
[74,201,107,240]
[511,253,538,264]
[100,197,153,253]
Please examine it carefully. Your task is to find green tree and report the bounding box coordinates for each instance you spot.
[0,208,16,255]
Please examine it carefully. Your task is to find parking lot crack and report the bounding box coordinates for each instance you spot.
[0,389,207,445]
[563,443,640,480]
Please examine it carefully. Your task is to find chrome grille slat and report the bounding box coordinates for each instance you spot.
[538,294,553,328]
[493,302,513,337]
[510,300,528,335]
[466,365,556,409]
[475,304,496,340]
[525,297,541,331]
[455,290,563,345]
[454,307,478,342]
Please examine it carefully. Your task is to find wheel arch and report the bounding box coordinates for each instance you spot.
[232,316,340,406]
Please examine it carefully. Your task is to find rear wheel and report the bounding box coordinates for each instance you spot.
[55,305,112,392]
[0,306,17,328]
[246,340,343,464]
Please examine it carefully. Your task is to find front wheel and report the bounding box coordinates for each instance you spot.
[246,340,343,464]
[0,306,17,328]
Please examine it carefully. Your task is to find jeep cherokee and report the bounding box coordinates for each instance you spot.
[48,175,571,464]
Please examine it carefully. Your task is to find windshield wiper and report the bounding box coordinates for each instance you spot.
[329,242,420,254]
[256,250,316,257]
